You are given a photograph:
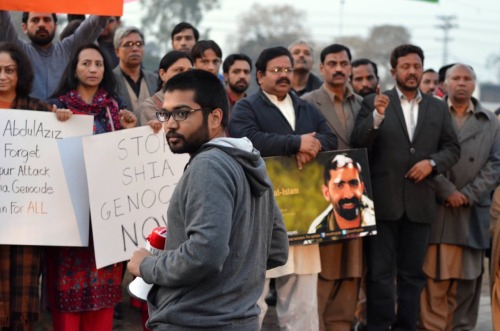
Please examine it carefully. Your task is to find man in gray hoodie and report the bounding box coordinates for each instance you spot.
[128,69,289,330]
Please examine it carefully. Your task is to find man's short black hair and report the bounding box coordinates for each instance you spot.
[156,51,194,91]
[390,44,424,69]
[22,12,57,24]
[67,14,85,22]
[423,68,437,75]
[254,47,293,83]
[222,54,252,74]
[171,22,199,42]
[320,44,352,63]
[191,40,222,60]
[351,58,379,80]
[438,63,455,83]
[163,69,229,128]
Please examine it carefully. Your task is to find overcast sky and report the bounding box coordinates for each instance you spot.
[123,0,500,84]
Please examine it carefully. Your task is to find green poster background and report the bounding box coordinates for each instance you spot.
[265,149,377,245]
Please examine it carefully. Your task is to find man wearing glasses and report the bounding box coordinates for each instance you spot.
[128,69,289,330]
[113,26,157,125]
[229,46,337,331]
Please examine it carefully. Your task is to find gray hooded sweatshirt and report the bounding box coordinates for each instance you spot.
[140,137,289,330]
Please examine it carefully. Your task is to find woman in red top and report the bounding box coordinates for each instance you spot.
[46,44,136,331]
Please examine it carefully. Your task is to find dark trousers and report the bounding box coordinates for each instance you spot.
[365,216,431,331]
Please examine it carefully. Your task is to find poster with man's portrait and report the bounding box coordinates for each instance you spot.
[264,149,377,245]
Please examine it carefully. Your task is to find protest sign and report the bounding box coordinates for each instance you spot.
[1,0,124,16]
[265,149,377,245]
[0,110,93,246]
[83,126,188,268]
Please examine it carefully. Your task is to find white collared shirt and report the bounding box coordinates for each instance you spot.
[372,88,422,141]
[396,87,422,141]
[262,90,295,130]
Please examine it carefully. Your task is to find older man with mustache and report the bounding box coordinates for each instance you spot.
[113,26,157,125]
[229,46,337,331]
[289,40,322,96]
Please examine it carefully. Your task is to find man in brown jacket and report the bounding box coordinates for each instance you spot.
[418,64,500,330]
[302,43,363,331]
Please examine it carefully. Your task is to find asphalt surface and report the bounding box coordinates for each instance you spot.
[36,262,494,330]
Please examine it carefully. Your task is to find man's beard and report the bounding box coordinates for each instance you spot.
[27,29,55,46]
[229,80,249,94]
[165,119,210,154]
[396,74,420,92]
[356,87,377,97]
[335,197,361,221]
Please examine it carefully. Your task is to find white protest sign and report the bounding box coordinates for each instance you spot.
[0,110,93,246]
[83,126,188,268]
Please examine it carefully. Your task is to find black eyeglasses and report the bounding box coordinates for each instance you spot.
[156,108,211,122]
[121,41,144,48]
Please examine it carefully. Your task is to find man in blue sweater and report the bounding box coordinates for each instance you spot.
[128,69,289,330]
[0,11,109,100]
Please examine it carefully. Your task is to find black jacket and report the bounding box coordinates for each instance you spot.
[228,89,337,157]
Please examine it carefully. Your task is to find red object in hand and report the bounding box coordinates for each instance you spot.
[147,227,167,251]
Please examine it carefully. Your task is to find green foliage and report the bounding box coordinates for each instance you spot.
[265,156,329,234]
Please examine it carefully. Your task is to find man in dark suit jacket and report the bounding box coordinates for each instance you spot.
[351,44,460,331]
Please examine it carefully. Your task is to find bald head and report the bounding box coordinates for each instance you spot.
[444,63,476,104]
[445,64,476,83]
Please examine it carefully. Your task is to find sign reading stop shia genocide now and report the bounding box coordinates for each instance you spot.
[82,126,189,268]
[0,0,131,16]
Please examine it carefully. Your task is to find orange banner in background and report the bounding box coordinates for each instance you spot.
[1,0,124,16]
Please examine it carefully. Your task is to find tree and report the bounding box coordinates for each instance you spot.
[336,25,412,88]
[230,4,310,66]
[332,36,366,59]
[140,0,219,54]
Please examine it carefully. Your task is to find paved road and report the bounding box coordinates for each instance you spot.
[36,266,494,330]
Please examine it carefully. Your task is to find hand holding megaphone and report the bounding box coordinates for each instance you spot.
[127,227,167,301]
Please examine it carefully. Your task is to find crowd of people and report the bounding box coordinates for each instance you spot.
[1,9,500,331]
